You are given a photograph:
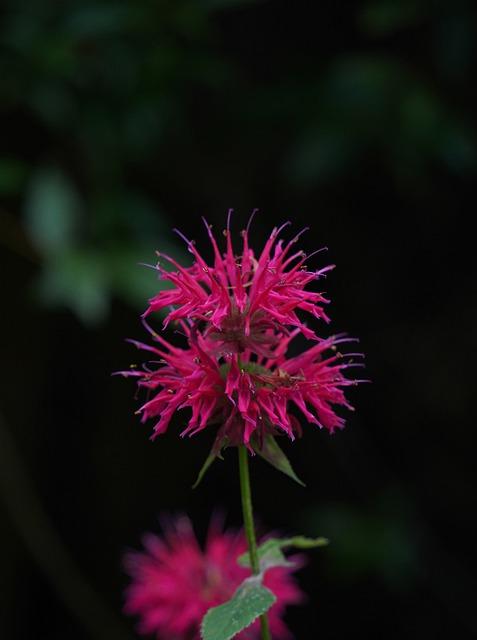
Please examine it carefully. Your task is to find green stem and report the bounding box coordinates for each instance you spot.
[238,445,272,640]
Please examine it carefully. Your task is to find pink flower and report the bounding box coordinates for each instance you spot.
[119,322,362,448]
[145,212,334,354]
[119,215,364,449]
[124,516,304,639]
[121,326,224,441]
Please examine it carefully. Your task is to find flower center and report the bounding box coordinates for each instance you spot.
[208,310,283,356]
[219,361,271,379]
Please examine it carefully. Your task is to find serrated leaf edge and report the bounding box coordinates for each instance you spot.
[200,577,276,640]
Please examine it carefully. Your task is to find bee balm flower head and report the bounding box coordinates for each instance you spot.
[118,214,364,451]
[146,211,334,353]
[121,324,361,449]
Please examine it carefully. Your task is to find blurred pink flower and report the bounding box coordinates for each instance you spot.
[124,516,304,639]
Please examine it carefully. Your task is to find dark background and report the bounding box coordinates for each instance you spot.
[1,1,476,638]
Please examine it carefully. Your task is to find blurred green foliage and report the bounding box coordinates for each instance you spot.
[304,489,421,590]
[1,0,476,321]
[22,164,182,322]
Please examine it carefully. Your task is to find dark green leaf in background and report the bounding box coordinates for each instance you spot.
[24,167,80,255]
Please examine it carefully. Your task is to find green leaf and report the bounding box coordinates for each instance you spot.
[239,538,291,571]
[201,578,276,640]
[36,250,110,325]
[192,450,218,489]
[192,437,228,489]
[24,167,80,255]
[253,435,306,487]
[286,535,330,549]
[238,536,329,571]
